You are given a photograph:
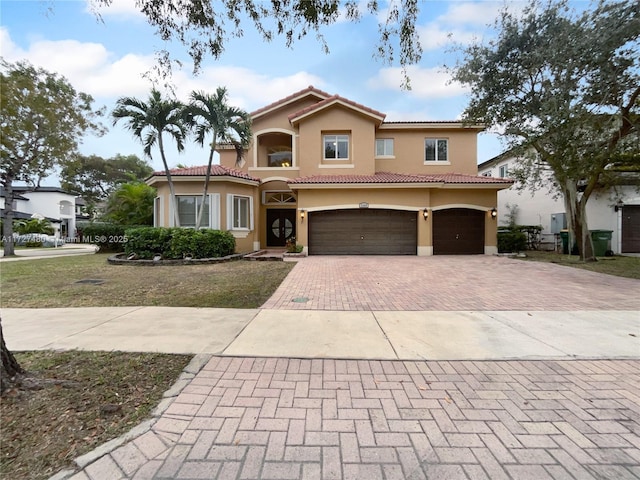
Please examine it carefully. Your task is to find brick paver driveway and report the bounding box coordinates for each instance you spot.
[81,357,640,480]
[263,256,640,311]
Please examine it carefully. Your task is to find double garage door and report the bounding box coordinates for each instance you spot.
[309,209,416,255]
[308,208,485,255]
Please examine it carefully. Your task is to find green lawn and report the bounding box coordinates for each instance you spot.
[0,253,295,308]
[518,250,640,279]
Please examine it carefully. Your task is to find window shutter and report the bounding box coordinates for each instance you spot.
[249,196,254,230]
[226,194,233,230]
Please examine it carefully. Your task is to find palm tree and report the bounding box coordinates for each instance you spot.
[186,88,252,229]
[112,89,186,227]
[104,182,156,225]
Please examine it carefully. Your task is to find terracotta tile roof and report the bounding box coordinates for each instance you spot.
[250,85,332,118]
[151,165,260,182]
[288,94,386,123]
[288,172,514,185]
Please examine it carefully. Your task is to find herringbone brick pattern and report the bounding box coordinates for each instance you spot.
[262,256,640,311]
[73,357,640,480]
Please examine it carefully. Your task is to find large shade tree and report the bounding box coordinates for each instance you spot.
[112,89,187,227]
[91,0,422,86]
[0,58,103,257]
[451,0,640,260]
[186,88,252,229]
[60,153,153,211]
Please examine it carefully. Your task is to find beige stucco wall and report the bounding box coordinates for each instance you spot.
[296,106,377,176]
[375,127,479,175]
[152,179,259,253]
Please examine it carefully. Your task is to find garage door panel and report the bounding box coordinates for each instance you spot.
[309,209,417,255]
[433,208,485,255]
[622,205,640,253]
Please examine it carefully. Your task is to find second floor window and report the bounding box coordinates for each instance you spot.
[324,134,349,160]
[425,138,448,162]
[499,164,509,177]
[375,138,394,157]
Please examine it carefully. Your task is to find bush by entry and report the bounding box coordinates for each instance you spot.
[124,227,235,259]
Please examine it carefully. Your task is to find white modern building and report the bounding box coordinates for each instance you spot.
[478,153,640,254]
[1,186,78,240]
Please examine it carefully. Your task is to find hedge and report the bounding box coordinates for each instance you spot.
[497,229,528,253]
[78,222,137,252]
[124,227,236,259]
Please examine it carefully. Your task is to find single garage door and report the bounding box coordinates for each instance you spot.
[622,205,640,253]
[433,208,485,255]
[309,209,417,255]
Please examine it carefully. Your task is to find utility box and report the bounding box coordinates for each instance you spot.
[550,213,566,234]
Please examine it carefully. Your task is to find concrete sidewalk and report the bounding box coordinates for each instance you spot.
[3,307,638,360]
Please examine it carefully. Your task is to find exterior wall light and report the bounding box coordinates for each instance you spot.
[491,208,497,219]
[614,200,624,212]
[423,208,429,220]
[300,210,306,221]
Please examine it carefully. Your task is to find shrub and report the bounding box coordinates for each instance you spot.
[497,229,527,253]
[14,218,54,235]
[25,240,43,248]
[80,222,134,252]
[124,227,236,259]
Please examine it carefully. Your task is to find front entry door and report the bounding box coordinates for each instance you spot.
[267,209,296,247]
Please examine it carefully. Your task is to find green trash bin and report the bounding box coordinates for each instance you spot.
[560,230,569,254]
[590,230,613,257]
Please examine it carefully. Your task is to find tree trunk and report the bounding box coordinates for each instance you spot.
[563,180,595,261]
[1,180,16,257]
[157,134,181,227]
[195,142,216,230]
[1,316,24,395]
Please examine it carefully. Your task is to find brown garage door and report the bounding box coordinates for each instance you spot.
[309,209,417,255]
[622,205,640,253]
[433,208,485,254]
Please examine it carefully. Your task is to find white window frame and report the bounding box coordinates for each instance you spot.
[375,138,394,157]
[226,194,254,231]
[262,190,296,205]
[323,134,349,160]
[170,194,220,229]
[499,164,509,177]
[424,138,449,163]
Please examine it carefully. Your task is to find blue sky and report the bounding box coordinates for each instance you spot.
[2,0,553,179]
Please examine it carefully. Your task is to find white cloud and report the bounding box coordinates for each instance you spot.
[439,2,505,26]
[176,66,325,111]
[84,0,145,20]
[367,65,468,99]
[0,28,155,98]
[0,27,325,111]
[418,23,478,51]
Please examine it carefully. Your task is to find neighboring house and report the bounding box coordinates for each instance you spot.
[148,86,513,255]
[478,152,640,254]
[75,197,93,222]
[0,186,78,239]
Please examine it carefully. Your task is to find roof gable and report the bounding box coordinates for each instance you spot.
[250,85,331,120]
[288,95,386,125]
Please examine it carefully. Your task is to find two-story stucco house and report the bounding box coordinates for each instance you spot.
[148,86,513,255]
